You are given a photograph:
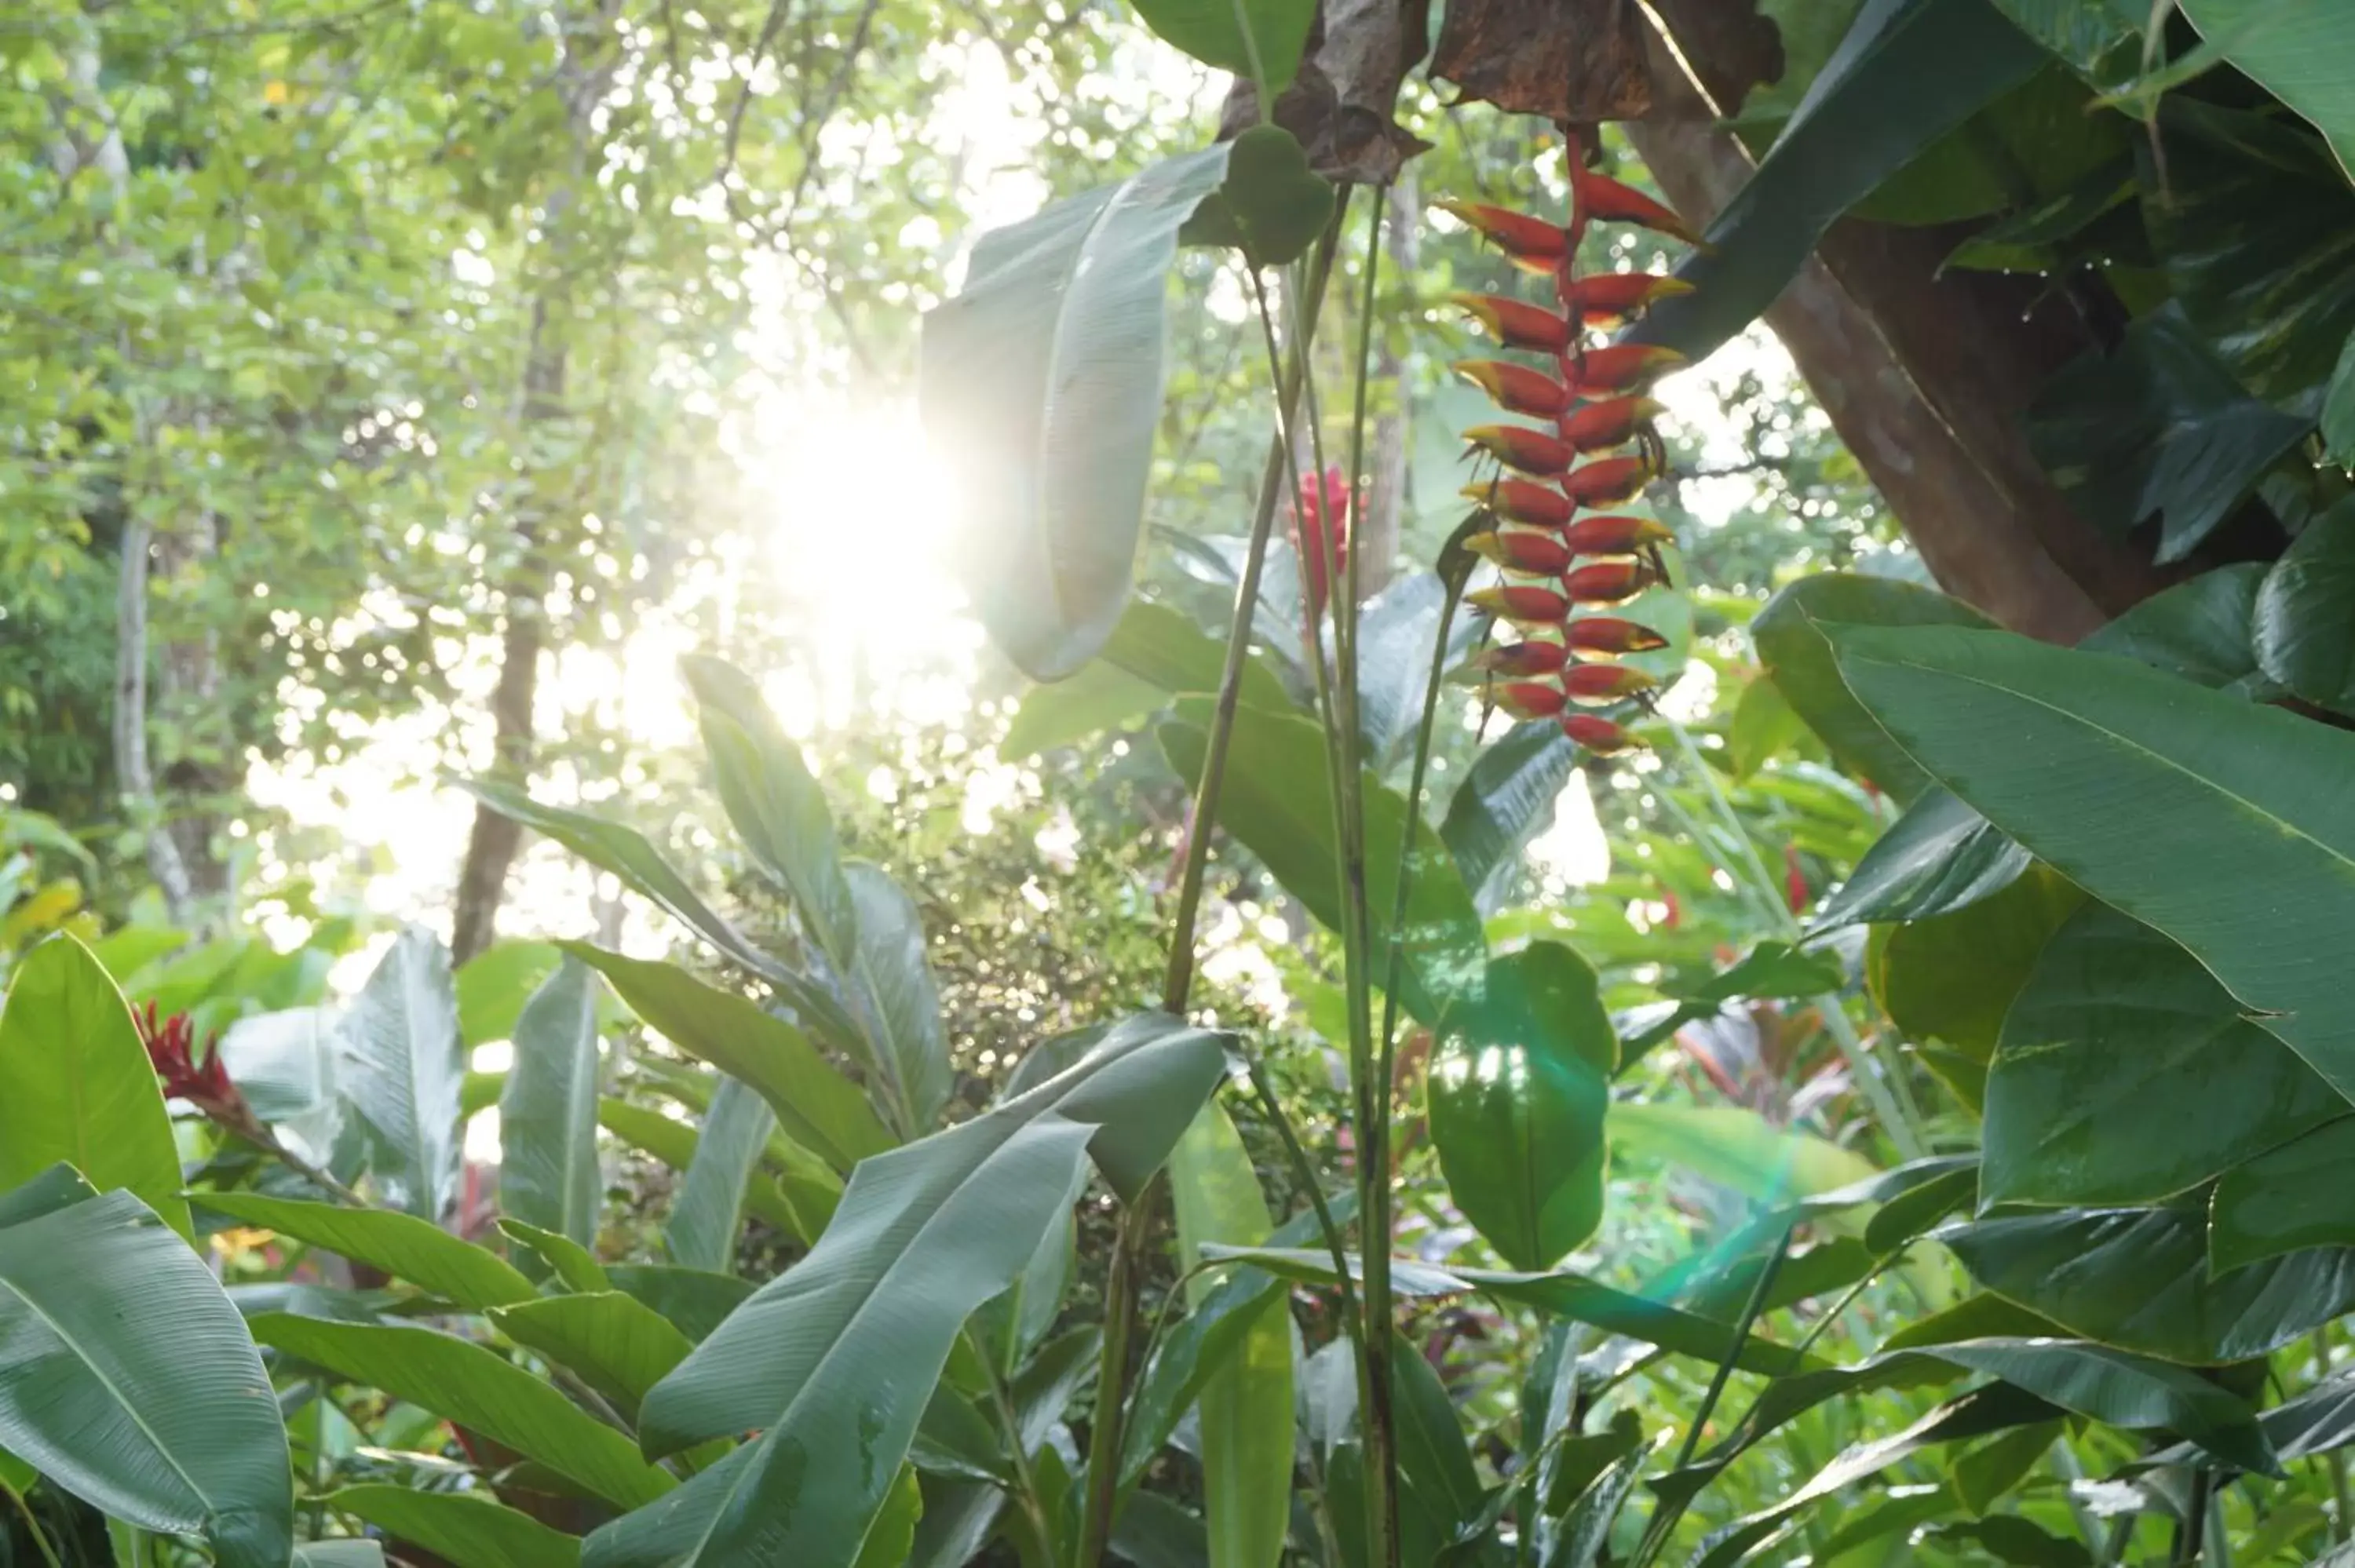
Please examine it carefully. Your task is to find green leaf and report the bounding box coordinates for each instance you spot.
[2177,0,2355,191]
[844,864,953,1133]
[1829,622,2355,1102]
[1752,574,1995,804]
[0,1165,98,1228]
[665,1078,773,1273]
[1813,787,2030,928]
[2210,1117,2355,1272]
[294,1544,388,1566]
[919,146,1239,680]
[499,957,604,1253]
[681,655,859,975]
[1949,1421,2058,1515]
[597,1102,814,1242]
[1633,0,2050,365]
[1863,1164,1979,1254]
[566,945,892,1173]
[216,1005,346,1159]
[455,940,563,1048]
[1984,0,2142,75]
[1941,1206,2355,1364]
[0,934,188,1240]
[1929,1338,2275,1471]
[498,1218,610,1294]
[1608,1103,1876,1205]
[1126,0,1316,92]
[1167,1102,1292,1568]
[1388,1336,1483,1539]
[1984,905,2342,1206]
[1001,661,1167,758]
[2025,304,2310,564]
[330,1485,581,1568]
[1179,126,1334,265]
[604,1265,755,1345]
[2079,562,2280,698]
[1440,720,1579,913]
[192,1194,536,1311]
[2256,494,2355,714]
[1869,864,2083,1060]
[2325,332,2355,466]
[1160,698,1485,1022]
[590,1012,1227,1566]
[854,1467,925,1568]
[0,1191,292,1564]
[1429,943,1614,1270]
[1728,670,1810,779]
[251,1315,673,1507]
[338,927,464,1221]
[491,1293,696,1420]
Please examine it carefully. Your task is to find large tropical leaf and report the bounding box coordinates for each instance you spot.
[2175,0,2355,181]
[595,1100,814,1244]
[1633,0,2050,364]
[456,940,564,1048]
[843,864,953,1133]
[193,1194,535,1312]
[1828,623,2355,1100]
[2255,494,2355,716]
[1167,1102,1292,1568]
[337,927,464,1221]
[330,1485,581,1568]
[214,1004,347,1161]
[1982,905,2342,1206]
[2210,1117,2355,1272]
[1126,0,1316,90]
[665,1078,773,1273]
[564,944,891,1172]
[1439,719,1579,914]
[603,1265,756,1346]
[490,1293,696,1420]
[1159,698,1485,1022]
[1812,786,2028,928]
[1429,942,1614,1270]
[588,1012,1228,1566]
[919,145,1239,680]
[0,1191,291,1563]
[0,934,188,1238]
[252,1315,674,1507]
[499,957,604,1252]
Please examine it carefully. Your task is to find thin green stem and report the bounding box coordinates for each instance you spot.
[1247,1059,1363,1361]
[1077,1179,1159,1566]
[975,1332,1058,1555]
[0,1471,61,1568]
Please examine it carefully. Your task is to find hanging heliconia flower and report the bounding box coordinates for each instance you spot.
[1442,134,1700,756]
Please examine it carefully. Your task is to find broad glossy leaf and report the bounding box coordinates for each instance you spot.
[2172,0,2355,185]
[2081,563,2279,698]
[500,1218,609,1293]
[330,1485,581,1568]
[1353,572,1474,773]
[1983,0,2141,75]
[1388,1336,1483,1540]
[1984,906,2341,1206]
[0,1191,291,1563]
[1440,719,1578,914]
[920,146,1238,680]
[1870,864,2083,1061]
[1128,0,1316,92]
[1831,623,2355,1100]
[1948,1420,2058,1516]
[665,1078,772,1273]
[1001,661,1167,758]
[1941,1206,2355,1363]
[1633,0,2047,365]
[604,1265,755,1345]
[1167,1102,1291,1568]
[254,1315,674,1506]
[1813,787,2029,928]
[193,1194,535,1311]
[499,957,604,1253]
[214,1005,345,1160]
[567,945,890,1173]
[1607,1103,1875,1205]
[456,940,563,1048]
[338,927,463,1221]
[1752,574,1995,803]
[2025,304,2309,563]
[491,1292,696,1420]
[1161,698,1485,1022]
[595,1012,1226,1566]
[2210,1117,2355,1272]
[1429,943,1614,1270]
[0,934,188,1238]
[2255,494,2355,715]
[681,654,860,973]
[843,864,953,1132]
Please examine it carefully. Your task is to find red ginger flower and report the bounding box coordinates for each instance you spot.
[138,1001,246,1121]
[1292,464,1351,621]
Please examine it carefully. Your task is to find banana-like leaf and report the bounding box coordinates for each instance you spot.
[192,1194,535,1311]
[665,1078,772,1273]
[330,1485,580,1568]
[499,957,604,1251]
[0,1191,291,1563]
[336,927,464,1221]
[588,1012,1227,1566]
[843,864,954,1134]
[491,1293,695,1421]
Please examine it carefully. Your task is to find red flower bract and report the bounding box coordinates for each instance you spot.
[139,1001,240,1112]
[1466,529,1572,575]
[1560,713,1647,753]
[1292,464,1351,621]
[1561,617,1670,657]
[1462,476,1575,529]
[1462,423,1575,478]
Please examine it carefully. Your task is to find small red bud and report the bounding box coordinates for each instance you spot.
[1434,200,1568,273]
[1562,617,1670,657]
[1453,293,1574,354]
[1466,530,1572,575]
[1557,396,1666,454]
[1576,170,1706,246]
[1563,559,1663,605]
[1462,424,1574,478]
[1462,477,1575,529]
[1561,713,1648,753]
[1466,585,1572,625]
[1455,359,1574,419]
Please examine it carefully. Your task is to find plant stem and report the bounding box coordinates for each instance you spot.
[1076,1177,1158,1566]
[0,1471,61,1568]
[976,1333,1058,1556]
[1247,1059,1363,1360]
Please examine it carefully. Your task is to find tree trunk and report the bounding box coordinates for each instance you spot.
[113,516,196,916]
[1630,0,2174,643]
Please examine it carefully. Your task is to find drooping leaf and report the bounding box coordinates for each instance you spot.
[1160,698,1485,1022]
[500,957,604,1253]
[1178,123,1334,265]
[330,1485,581,1568]
[455,940,564,1048]
[1869,864,2083,1062]
[193,1194,535,1312]
[2025,304,2309,564]
[2255,494,2355,715]
[1440,719,1579,914]
[2209,1117,2355,1273]
[1429,942,1615,1270]
[1813,787,2030,928]
[499,1218,609,1294]
[664,1078,773,1273]
[1126,0,1317,93]
[591,1012,1227,1566]
[1983,905,2342,1206]
[491,1292,696,1421]
[843,864,953,1133]
[1940,1206,2355,1364]
[1633,0,2050,365]
[565,945,891,1172]
[1166,1102,1292,1568]
[920,146,1240,680]
[0,934,189,1239]
[336,927,464,1222]
[1752,574,1995,804]
[1830,623,2355,1102]
[0,1191,292,1564]
[251,1315,673,1507]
